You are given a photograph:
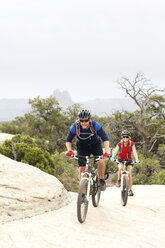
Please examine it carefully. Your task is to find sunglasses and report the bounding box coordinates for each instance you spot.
[123,136,129,138]
[80,119,89,123]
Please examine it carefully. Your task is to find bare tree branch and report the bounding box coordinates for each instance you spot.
[116,73,165,157]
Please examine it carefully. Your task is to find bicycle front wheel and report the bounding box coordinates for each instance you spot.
[77,178,89,223]
[92,176,101,207]
[121,174,128,206]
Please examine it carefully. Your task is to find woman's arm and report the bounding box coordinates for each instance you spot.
[111,145,119,158]
[132,144,139,160]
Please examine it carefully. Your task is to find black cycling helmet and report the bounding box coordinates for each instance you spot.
[78,109,91,120]
[121,130,131,137]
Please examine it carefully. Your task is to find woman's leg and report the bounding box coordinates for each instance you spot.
[127,165,133,190]
[116,163,123,187]
[118,163,124,180]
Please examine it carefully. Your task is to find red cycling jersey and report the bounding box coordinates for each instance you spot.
[117,141,134,161]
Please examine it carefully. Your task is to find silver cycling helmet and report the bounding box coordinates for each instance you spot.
[121,130,131,137]
[78,109,91,120]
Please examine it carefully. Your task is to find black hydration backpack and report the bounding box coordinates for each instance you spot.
[75,120,95,140]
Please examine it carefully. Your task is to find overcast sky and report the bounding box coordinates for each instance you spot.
[0,0,164,101]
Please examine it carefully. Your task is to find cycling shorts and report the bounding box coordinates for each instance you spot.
[76,140,103,167]
[118,160,133,166]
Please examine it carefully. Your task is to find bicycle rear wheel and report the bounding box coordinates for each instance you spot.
[121,174,128,206]
[77,178,89,223]
[92,176,101,207]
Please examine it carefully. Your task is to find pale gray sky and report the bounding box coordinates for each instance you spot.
[0,0,164,101]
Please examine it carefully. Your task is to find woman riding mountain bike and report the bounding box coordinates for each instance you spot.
[110,130,140,196]
[66,109,110,191]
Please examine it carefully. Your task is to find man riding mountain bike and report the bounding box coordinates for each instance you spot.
[66,109,109,191]
[111,130,140,196]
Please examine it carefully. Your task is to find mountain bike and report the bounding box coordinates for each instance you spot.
[73,155,102,223]
[114,159,135,206]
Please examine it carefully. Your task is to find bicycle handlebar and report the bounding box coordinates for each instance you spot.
[72,154,103,161]
[112,159,139,165]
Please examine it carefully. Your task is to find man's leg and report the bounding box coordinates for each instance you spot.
[98,159,105,179]
[79,166,86,181]
[98,159,106,191]
[92,140,106,191]
[76,142,88,182]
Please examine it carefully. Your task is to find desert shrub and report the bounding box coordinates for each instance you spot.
[52,151,79,192]
[155,144,165,168]
[0,139,13,159]
[105,159,118,174]
[157,170,165,184]
[0,119,23,134]
[0,134,55,175]
[132,156,161,184]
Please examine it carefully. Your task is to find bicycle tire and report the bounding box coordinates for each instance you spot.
[121,174,128,206]
[92,176,101,207]
[77,178,89,223]
[104,172,109,180]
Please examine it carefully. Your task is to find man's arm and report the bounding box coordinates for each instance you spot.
[66,124,76,148]
[103,141,110,154]
[66,142,72,152]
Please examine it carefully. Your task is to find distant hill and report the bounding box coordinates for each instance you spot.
[52,89,74,108]
[77,98,137,116]
[0,99,31,122]
[52,90,137,116]
[0,90,137,122]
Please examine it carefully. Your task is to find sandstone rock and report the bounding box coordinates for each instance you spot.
[0,154,71,224]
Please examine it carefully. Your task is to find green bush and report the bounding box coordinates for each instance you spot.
[0,120,23,134]
[52,151,79,192]
[133,156,161,184]
[0,134,55,175]
[105,159,118,174]
[155,144,165,168]
[157,170,165,184]
[0,139,13,159]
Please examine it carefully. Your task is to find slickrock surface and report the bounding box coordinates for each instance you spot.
[0,154,71,224]
[0,133,165,248]
[0,185,165,248]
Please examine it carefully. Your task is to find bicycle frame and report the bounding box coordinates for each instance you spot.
[121,161,129,192]
[82,157,100,201]
[74,155,101,201]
